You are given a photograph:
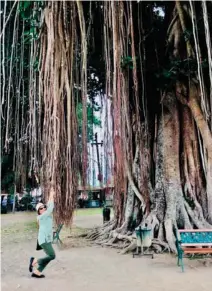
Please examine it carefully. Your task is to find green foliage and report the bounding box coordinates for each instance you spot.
[20,194,33,206]
[1,172,14,190]
[87,71,104,99]
[18,1,44,42]
[155,58,209,90]
[18,1,31,14]
[1,1,44,193]
[8,184,15,196]
[77,102,101,142]
[121,56,135,70]
[1,155,14,192]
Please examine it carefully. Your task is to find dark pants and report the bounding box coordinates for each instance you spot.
[37,242,56,272]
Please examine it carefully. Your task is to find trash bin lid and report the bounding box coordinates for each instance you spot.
[141,228,151,231]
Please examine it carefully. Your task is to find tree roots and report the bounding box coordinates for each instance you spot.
[86,199,212,255]
[86,217,173,254]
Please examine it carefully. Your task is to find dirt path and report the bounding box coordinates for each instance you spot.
[1,213,212,291]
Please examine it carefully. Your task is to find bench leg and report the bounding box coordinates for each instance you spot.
[57,237,62,244]
[53,236,63,245]
[177,249,184,272]
[180,259,184,272]
[177,257,184,271]
[53,235,58,244]
[179,252,184,272]
[177,256,180,266]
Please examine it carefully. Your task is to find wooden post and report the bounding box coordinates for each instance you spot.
[91,133,103,186]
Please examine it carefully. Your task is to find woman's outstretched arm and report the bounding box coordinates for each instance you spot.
[39,187,55,218]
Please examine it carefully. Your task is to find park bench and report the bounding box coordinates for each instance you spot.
[175,229,212,272]
[53,224,63,245]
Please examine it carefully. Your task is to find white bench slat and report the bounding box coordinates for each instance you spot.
[181,243,212,246]
[179,229,212,233]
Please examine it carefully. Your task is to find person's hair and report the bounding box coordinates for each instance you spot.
[38,205,46,215]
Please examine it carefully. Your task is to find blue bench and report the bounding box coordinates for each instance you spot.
[175,229,212,272]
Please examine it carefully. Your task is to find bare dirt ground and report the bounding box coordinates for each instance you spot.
[1,211,212,291]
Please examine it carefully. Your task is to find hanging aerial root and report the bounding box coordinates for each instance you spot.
[184,200,212,229]
[39,2,80,225]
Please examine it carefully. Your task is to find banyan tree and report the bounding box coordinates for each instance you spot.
[1,1,212,252]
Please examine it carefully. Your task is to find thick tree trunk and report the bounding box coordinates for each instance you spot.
[143,92,192,251]
[86,1,212,253]
[181,105,207,216]
[162,92,182,251]
[188,82,212,223]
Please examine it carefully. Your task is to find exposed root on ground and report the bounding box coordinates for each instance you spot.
[86,205,212,255]
[120,241,137,254]
[86,217,173,254]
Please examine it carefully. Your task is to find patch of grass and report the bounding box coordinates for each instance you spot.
[74,208,103,216]
[60,225,87,239]
[1,220,37,233]
[1,220,37,243]
[74,207,114,216]
[60,225,91,249]
[23,220,37,231]
[1,207,113,245]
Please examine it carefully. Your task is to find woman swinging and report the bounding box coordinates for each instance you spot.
[29,186,56,278]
